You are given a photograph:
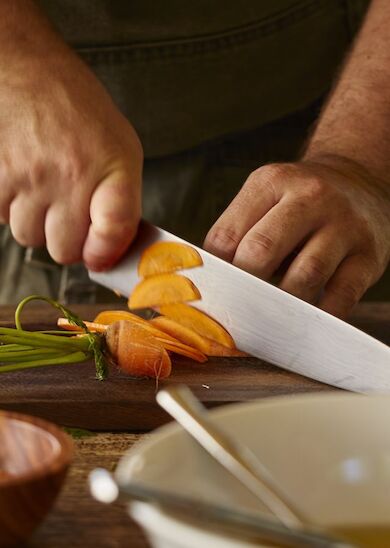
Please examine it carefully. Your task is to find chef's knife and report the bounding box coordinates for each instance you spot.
[89,221,390,392]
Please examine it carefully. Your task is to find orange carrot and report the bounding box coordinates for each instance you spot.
[58,317,207,364]
[138,241,203,277]
[105,321,172,379]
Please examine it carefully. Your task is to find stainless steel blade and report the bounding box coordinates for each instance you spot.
[89,221,390,392]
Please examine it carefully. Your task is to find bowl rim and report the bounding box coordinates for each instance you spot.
[116,391,370,480]
[0,410,74,487]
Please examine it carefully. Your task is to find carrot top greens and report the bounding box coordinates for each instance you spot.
[0,295,107,380]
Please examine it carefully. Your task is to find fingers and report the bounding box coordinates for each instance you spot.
[45,196,90,264]
[9,194,47,247]
[279,226,351,304]
[5,169,141,268]
[318,255,373,319]
[203,167,281,261]
[232,198,318,279]
[83,172,141,271]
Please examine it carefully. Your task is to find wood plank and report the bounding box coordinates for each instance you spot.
[0,303,388,431]
[0,356,336,431]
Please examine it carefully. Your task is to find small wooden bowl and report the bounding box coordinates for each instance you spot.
[0,410,73,546]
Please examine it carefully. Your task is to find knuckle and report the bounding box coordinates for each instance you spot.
[240,231,275,257]
[292,255,329,288]
[298,176,327,202]
[60,150,86,186]
[206,226,241,253]
[259,163,292,182]
[245,164,290,195]
[330,278,366,309]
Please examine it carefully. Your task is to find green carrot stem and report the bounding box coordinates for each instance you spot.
[0,327,92,351]
[0,351,90,373]
[15,295,88,331]
[0,344,34,352]
[10,295,108,380]
[0,348,71,362]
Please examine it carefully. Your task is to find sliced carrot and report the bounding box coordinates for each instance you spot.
[161,341,207,363]
[105,321,172,379]
[150,316,211,354]
[150,316,246,357]
[157,303,235,349]
[138,241,203,277]
[128,274,201,310]
[94,310,152,329]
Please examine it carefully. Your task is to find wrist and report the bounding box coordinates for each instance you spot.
[301,151,390,207]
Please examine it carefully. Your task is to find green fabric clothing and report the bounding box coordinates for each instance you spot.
[37,0,370,157]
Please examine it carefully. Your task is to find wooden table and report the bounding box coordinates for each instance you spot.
[0,302,387,547]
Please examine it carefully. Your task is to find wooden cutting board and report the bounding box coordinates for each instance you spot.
[0,303,388,431]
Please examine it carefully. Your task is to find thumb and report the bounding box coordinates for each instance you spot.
[83,172,141,271]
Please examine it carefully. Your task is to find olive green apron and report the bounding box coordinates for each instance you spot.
[3,0,386,304]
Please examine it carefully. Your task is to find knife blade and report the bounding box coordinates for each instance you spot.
[89,221,390,392]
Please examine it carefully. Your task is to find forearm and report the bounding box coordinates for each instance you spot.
[0,0,82,86]
[0,0,64,50]
[305,0,390,186]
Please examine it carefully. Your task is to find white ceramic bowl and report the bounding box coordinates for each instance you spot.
[116,393,390,547]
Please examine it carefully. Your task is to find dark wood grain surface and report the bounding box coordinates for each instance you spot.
[0,303,389,431]
[2,302,388,548]
[0,304,333,431]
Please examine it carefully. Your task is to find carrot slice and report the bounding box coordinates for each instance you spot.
[157,303,235,349]
[150,316,246,357]
[94,310,150,327]
[94,310,162,332]
[150,316,211,354]
[128,274,201,310]
[161,341,207,363]
[105,321,172,379]
[138,241,203,277]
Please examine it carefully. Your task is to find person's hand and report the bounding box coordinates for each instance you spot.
[0,23,143,272]
[204,156,390,318]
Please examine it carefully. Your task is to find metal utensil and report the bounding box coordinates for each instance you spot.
[89,469,353,548]
[156,384,304,528]
[89,220,390,392]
